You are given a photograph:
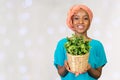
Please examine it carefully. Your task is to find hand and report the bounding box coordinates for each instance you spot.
[64,60,75,73]
[64,61,91,76]
[64,61,71,72]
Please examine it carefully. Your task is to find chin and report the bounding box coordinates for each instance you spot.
[77,30,85,33]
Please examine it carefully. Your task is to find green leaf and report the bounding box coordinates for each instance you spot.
[64,34,91,55]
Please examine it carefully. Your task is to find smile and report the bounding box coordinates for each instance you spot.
[77,25,84,29]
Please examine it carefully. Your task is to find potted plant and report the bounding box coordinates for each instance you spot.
[64,34,91,73]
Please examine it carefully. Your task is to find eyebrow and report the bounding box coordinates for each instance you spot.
[73,15,89,17]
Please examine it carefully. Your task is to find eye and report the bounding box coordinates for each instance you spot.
[73,17,79,20]
[84,16,89,20]
[74,17,79,20]
[84,17,89,20]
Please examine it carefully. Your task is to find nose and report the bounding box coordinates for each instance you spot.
[79,18,83,24]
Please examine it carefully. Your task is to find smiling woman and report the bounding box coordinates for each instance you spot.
[54,4,107,80]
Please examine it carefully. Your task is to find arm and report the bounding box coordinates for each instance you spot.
[57,61,72,77]
[87,41,107,79]
[88,66,103,79]
[57,61,103,79]
[75,64,103,78]
[57,65,68,77]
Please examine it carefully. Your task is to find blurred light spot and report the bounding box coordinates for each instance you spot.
[5,1,14,9]
[93,17,101,24]
[114,2,120,9]
[0,26,7,35]
[3,39,10,47]
[22,0,32,8]
[18,13,30,22]
[18,51,25,59]
[24,39,32,47]
[19,65,27,74]
[22,75,30,80]
[47,27,54,35]
[19,27,28,36]
[0,74,5,80]
[0,51,5,62]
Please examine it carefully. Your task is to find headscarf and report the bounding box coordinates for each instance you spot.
[66,4,93,30]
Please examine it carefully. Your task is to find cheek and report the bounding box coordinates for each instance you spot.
[85,21,90,26]
[72,21,79,25]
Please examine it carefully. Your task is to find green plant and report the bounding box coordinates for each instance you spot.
[64,34,91,55]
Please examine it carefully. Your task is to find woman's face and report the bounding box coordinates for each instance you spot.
[72,9,90,34]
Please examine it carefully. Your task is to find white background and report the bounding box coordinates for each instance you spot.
[0,0,120,80]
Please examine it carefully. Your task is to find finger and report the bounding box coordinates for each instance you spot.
[87,64,91,70]
[78,68,87,74]
[75,72,79,77]
[64,61,68,67]
[64,61,71,72]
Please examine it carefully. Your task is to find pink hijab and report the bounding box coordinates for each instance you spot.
[66,4,93,30]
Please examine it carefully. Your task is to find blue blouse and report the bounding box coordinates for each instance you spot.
[54,38,107,80]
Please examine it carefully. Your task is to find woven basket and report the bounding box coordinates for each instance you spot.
[67,53,89,73]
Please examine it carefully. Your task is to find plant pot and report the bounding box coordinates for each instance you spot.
[67,53,89,73]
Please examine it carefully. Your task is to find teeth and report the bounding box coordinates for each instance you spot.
[78,25,84,29]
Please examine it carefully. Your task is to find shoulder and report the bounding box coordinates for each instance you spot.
[57,38,67,45]
[90,39,104,47]
[55,38,67,52]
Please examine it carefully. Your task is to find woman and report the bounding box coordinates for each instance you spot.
[54,4,107,80]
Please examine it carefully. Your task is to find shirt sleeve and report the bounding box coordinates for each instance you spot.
[54,39,66,68]
[95,41,107,68]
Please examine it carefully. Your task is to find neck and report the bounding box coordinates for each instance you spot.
[75,32,91,41]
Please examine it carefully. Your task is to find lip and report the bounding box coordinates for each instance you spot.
[77,25,84,29]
